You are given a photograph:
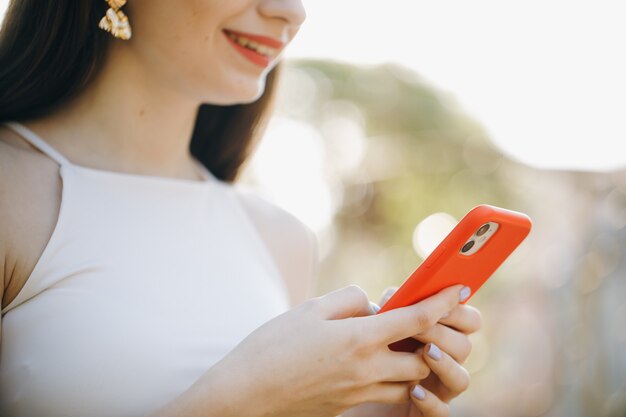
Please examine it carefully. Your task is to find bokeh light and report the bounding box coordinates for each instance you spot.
[412,212,457,259]
[285,0,626,172]
[243,117,333,233]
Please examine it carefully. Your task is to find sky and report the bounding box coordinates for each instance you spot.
[284,0,626,172]
[2,0,625,172]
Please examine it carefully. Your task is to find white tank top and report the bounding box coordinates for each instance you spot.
[0,121,291,417]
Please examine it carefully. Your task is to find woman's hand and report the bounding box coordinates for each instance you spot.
[343,287,482,417]
[413,302,482,401]
[152,284,467,417]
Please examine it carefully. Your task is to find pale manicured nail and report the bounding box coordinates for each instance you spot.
[427,343,442,361]
[370,302,381,314]
[380,287,396,305]
[382,287,397,298]
[411,385,426,400]
[459,286,471,302]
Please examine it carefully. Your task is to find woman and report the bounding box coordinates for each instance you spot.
[0,1,482,416]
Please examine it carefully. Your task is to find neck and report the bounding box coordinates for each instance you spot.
[25,42,202,180]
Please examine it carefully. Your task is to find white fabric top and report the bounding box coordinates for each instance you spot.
[0,121,295,417]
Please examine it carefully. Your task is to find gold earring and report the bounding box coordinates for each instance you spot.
[98,0,132,40]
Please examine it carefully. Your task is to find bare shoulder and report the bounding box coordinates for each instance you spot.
[0,125,62,310]
[233,185,319,306]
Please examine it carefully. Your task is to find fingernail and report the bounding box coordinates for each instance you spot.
[427,343,442,361]
[459,286,471,302]
[411,385,426,400]
[441,312,450,319]
[380,287,396,305]
[382,287,397,298]
[370,302,381,314]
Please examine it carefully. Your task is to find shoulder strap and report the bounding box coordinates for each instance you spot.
[3,121,70,166]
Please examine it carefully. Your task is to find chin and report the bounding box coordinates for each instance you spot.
[201,75,268,106]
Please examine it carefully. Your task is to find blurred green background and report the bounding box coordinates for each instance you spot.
[242,59,626,417]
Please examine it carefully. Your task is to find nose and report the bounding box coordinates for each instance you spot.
[259,0,307,26]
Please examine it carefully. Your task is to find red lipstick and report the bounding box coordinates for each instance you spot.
[223,29,284,68]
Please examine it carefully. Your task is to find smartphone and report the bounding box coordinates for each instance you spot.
[377,204,532,352]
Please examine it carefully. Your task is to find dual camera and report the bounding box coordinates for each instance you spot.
[459,222,499,256]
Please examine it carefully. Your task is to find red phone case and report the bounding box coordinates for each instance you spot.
[377,204,532,352]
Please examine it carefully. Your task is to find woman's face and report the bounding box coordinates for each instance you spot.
[125,0,306,104]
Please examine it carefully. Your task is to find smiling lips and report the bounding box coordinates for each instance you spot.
[223,29,284,68]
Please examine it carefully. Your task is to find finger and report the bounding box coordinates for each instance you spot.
[375,350,431,382]
[379,286,398,306]
[410,384,450,417]
[310,285,373,320]
[368,285,467,345]
[412,323,472,363]
[369,301,381,315]
[358,381,414,405]
[423,343,471,397]
[438,304,482,335]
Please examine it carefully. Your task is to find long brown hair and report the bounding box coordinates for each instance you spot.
[0,0,281,182]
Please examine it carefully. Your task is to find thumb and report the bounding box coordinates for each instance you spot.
[313,285,374,320]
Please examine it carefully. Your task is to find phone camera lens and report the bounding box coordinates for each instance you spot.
[476,223,490,236]
[461,240,475,253]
